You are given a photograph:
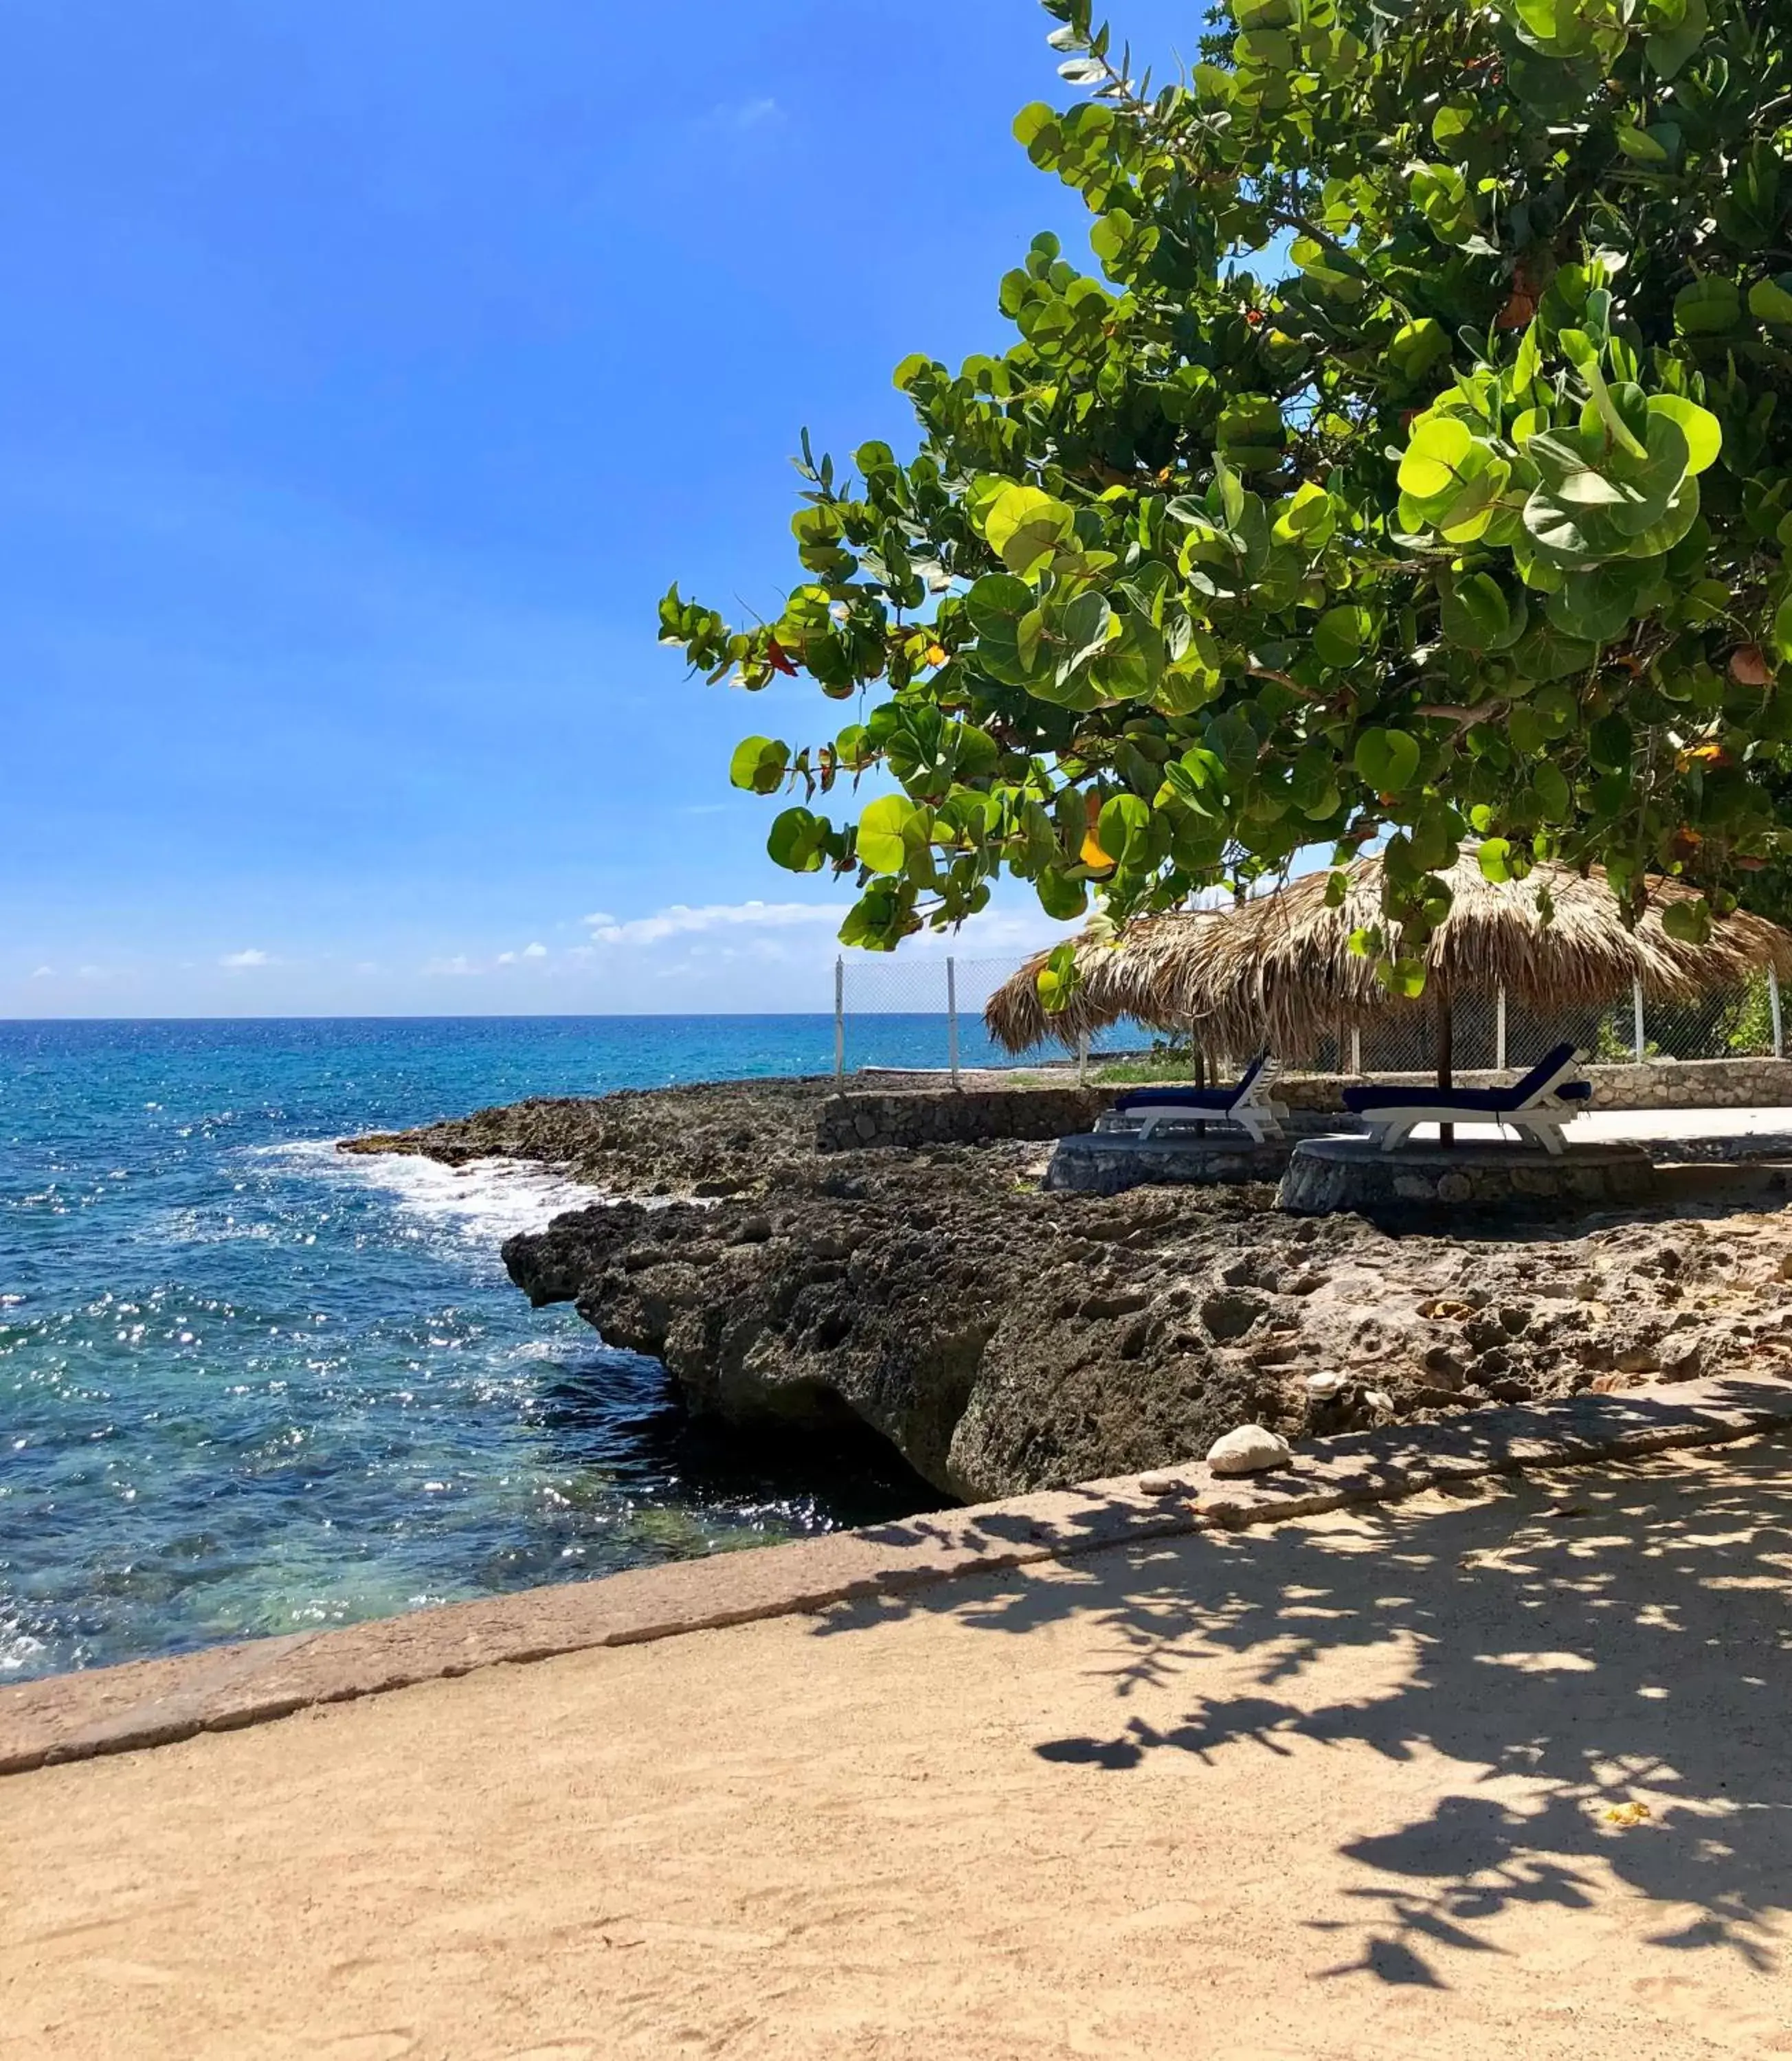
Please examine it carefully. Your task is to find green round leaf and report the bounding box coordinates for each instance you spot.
[1673,277,1742,337]
[984,486,1074,578]
[1532,763,1573,820]
[1439,573,1516,652]
[768,807,827,872]
[1750,274,1792,327]
[857,794,918,875]
[965,573,1034,635]
[1353,726,1422,794]
[1661,896,1713,943]
[1097,792,1152,865]
[1385,317,1451,383]
[1546,561,1650,644]
[1645,394,1722,475]
[729,736,789,796]
[1313,604,1372,666]
[1396,416,1474,501]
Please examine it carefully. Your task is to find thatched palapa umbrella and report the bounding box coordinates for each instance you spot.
[982,909,1224,1057]
[987,854,1792,1097]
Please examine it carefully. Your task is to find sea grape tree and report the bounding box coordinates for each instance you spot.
[662,0,1792,984]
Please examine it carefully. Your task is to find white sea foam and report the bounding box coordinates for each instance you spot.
[0,1617,47,1675]
[269,1138,603,1246]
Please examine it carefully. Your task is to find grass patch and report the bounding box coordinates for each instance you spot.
[1093,1053,1200,1085]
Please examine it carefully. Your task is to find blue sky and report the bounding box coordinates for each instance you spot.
[3,0,1195,1017]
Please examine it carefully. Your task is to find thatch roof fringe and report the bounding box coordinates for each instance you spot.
[983,855,1792,1057]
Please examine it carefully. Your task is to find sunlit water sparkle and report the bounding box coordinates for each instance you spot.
[0,1017,961,1680]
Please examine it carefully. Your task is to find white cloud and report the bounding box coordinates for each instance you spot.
[710,95,779,132]
[220,948,271,968]
[581,910,616,929]
[29,965,53,979]
[583,900,844,947]
[423,954,479,976]
[522,941,548,958]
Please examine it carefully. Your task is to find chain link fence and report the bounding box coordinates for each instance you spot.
[1295,976,1784,1077]
[836,956,1786,1083]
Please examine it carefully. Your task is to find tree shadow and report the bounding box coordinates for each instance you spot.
[815,1421,1792,1987]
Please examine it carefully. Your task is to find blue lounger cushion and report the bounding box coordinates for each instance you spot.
[1112,1085,1244,1114]
[1342,1041,1582,1117]
[1112,1051,1270,1117]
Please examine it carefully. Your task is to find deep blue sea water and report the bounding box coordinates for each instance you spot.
[0,1015,1032,1682]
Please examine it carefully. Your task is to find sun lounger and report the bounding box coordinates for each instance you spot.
[1099,1051,1288,1147]
[1341,1041,1593,1155]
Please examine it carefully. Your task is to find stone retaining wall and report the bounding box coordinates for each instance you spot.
[816,1085,1116,1152]
[1277,1137,1657,1215]
[816,1055,1792,1153]
[1278,1054,1792,1113]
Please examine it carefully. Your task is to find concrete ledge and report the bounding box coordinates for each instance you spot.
[1279,1135,1657,1214]
[5,1373,1791,1779]
[1044,1114,1357,1195]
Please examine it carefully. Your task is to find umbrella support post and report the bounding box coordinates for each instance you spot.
[1437,986,1454,1149]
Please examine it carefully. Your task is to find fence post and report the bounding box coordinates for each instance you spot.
[1632,976,1646,1063]
[833,957,845,1085]
[1495,986,1508,1074]
[945,956,961,1086]
[1772,967,1785,1061]
[1076,1030,1089,1085]
[1349,1026,1362,1076]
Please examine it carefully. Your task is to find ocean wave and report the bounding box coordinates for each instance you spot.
[268,1138,603,1246]
[0,1615,48,1676]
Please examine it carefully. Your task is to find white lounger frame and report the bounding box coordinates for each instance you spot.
[1357,1050,1588,1156]
[1100,1058,1290,1147]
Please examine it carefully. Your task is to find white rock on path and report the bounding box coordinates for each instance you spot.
[1206,1424,1293,1476]
[1137,1470,1196,1498]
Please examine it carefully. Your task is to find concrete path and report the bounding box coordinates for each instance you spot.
[5,1436,1790,2060]
[1389,1105,1792,1149]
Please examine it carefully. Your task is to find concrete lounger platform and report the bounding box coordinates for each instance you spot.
[5,1372,1791,1780]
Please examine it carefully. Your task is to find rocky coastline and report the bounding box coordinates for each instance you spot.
[344,1078,1792,1504]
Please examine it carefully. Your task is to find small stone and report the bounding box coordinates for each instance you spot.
[1305,1371,1347,1398]
[1363,1388,1394,1415]
[1659,1338,1704,1379]
[1138,1471,1194,1498]
[1207,1424,1294,1476]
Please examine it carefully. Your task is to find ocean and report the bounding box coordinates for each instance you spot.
[0,1014,1037,1683]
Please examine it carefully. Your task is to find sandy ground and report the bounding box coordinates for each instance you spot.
[5,1440,1792,2061]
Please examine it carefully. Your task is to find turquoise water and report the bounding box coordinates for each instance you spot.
[0,1015,1003,1683]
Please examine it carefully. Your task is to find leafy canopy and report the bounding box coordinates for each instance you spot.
[662,0,1792,975]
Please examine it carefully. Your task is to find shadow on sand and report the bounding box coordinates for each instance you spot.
[814,1410,1792,1990]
